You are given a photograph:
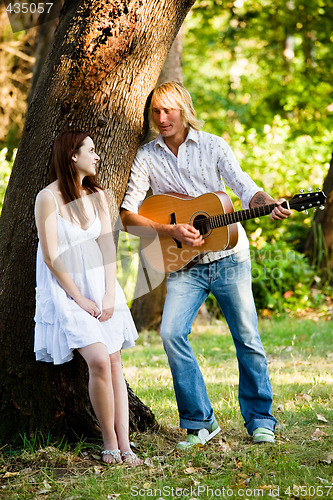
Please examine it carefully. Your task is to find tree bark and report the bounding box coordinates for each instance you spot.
[304,151,333,282]
[0,0,195,443]
[27,16,59,105]
[130,29,183,331]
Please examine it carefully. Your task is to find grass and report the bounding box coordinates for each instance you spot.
[0,315,332,499]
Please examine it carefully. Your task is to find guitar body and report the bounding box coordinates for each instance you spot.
[138,192,238,273]
[136,188,326,273]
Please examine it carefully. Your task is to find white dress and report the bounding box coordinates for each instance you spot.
[34,189,138,365]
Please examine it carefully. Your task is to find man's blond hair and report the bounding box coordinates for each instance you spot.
[148,81,203,134]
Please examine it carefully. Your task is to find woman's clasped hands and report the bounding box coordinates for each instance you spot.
[74,293,114,321]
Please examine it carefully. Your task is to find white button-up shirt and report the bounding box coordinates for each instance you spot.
[121,128,262,263]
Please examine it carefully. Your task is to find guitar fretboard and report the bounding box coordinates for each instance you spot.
[193,202,281,232]
[210,202,278,228]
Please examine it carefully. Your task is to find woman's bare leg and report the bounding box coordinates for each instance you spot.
[109,351,143,465]
[78,343,121,464]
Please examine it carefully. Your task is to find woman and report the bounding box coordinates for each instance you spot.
[34,130,142,465]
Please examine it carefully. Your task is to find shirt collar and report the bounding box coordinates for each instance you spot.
[154,127,199,151]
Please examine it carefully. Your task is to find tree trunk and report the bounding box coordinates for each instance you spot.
[304,151,333,282]
[27,16,59,105]
[0,0,195,444]
[130,29,183,331]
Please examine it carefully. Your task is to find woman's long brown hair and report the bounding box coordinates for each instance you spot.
[49,130,102,224]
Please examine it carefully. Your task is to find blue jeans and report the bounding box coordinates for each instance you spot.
[160,249,277,435]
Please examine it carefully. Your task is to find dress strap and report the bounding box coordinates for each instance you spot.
[43,188,60,214]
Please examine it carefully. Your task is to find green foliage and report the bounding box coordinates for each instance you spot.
[0,148,14,214]
[18,432,67,454]
[116,232,140,306]
[250,241,323,312]
[206,241,327,315]
[184,0,333,139]
[206,240,328,318]
[183,0,332,201]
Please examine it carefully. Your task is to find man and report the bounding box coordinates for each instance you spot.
[121,81,290,449]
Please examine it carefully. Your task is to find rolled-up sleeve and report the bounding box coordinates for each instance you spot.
[216,139,262,209]
[121,151,150,214]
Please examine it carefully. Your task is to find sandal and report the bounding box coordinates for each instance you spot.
[121,450,143,466]
[101,449,121,464]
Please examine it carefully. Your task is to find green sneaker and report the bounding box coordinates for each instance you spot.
[252,427,275,444]
[177,420,221,450]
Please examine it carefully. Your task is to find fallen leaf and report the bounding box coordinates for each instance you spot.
[296,393,312,401]
[238,473,249,479]
[144,458,155,467]
[3,472,20,478]
[311,428,327,438]
[317,414,328,423]
[184,467,200,474]
[217,443,232,453]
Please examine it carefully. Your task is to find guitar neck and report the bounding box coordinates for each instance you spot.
[211,201,280,228]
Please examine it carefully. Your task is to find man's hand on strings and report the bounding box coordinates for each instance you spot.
[171,224,205,247]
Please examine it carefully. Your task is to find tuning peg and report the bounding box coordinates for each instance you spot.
[316,187,321,192]
[312,208,317,212]
[308,187,313,192]
[300,189,305,193]
[303,210,308,215]
[319,205,325,210]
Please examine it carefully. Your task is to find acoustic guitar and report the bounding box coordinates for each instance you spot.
[138,190,326,273]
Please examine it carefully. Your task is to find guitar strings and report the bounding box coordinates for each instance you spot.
[192,204,277,234]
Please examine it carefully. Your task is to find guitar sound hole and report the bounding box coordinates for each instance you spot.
[193,215,210,236]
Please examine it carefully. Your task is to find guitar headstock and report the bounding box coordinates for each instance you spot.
[288,189,326,213]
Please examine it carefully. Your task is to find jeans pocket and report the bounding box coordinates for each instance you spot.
[230,248,250,264]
